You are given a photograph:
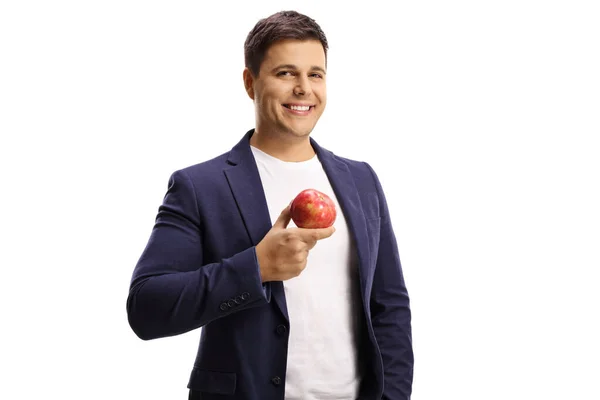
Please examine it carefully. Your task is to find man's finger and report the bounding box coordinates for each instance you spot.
[298,226,336,243]
[272,204,292,229]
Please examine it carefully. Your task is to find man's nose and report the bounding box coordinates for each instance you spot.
[293,76,311,96]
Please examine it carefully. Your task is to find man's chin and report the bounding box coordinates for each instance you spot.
[286,124,316,138]
[268,121,316,140]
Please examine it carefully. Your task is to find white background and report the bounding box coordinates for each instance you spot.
[1,0,599,399]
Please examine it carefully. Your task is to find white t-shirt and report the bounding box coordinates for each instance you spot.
[250,145,363,400]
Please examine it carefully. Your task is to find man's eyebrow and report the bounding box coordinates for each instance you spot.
[272,64,327,74]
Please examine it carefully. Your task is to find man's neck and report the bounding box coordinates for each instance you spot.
[250,130,315,162]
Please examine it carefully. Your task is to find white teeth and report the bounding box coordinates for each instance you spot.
[289,105,310,111]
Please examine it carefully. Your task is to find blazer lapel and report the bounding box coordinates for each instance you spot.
[224,130,289,321]
[311,138,371,299]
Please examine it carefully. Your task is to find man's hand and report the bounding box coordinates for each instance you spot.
[256,204,335,282]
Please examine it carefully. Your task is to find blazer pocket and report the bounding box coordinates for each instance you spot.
[189,368,237,395]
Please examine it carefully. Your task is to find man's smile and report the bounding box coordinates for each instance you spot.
[282,103,315,115]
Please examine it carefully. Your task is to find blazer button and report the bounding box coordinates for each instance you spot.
[219,303,229,311]
[227,299,236,308]
[276,325,287,336]
[241,292,250,300]
[234,295,243,304]
[271,376,281,386]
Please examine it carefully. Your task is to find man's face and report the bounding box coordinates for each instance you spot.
[244,39,327,140]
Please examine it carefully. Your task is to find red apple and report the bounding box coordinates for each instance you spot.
[290,189,337,229]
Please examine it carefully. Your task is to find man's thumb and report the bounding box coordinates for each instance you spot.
[273,204,292,229]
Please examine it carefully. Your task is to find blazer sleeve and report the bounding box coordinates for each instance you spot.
[126,169,271,341]
[365,162,414,399]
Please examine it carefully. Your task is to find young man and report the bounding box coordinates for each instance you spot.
[127,10,413,400]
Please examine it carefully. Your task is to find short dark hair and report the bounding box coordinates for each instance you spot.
[244,10,329,76]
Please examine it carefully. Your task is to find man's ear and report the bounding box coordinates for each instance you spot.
[243,68,255,100]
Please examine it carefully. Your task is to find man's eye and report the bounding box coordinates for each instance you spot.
[310,73,323,79]
[277,71,293,76]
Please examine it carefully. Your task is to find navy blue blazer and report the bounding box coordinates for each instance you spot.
[127,130,413,399]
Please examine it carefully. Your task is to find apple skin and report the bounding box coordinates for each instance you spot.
[290,189,337,229]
